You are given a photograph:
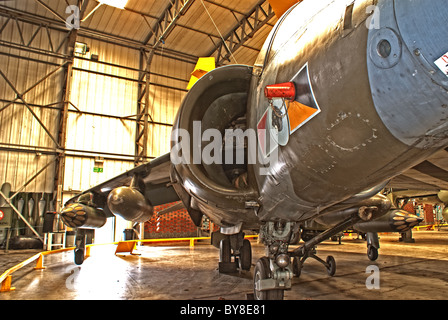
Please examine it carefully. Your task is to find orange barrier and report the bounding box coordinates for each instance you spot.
[414,223,448,231]
[0,247,75,292]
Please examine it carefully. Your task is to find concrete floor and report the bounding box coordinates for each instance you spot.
[1,230,448,300]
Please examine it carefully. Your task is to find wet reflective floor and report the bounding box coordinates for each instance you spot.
[1,230,448,300]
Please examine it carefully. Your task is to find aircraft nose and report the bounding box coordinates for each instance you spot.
[394,0,448,81]
[367,0,448,149]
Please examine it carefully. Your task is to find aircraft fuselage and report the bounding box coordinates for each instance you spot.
[248,0,448,223]
[170,0,448,231]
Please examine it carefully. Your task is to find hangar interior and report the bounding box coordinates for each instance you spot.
[0,0,277,245]
[1,0,448,301]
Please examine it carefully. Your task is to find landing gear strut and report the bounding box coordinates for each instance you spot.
[253,221,295,300]
[366,232,379,261]
[74,229,87,265]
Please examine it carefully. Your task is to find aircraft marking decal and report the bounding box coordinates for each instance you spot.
[257,63,321,158]
[288,63,321,134]
[435,52,448,77]
[257,108,279,158]
[257,110,268,157]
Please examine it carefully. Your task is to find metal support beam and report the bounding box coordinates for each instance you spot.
[143,0,195,47]
[135,0,195,167]
[34,0,67,23]
[54,53,74,212]
[54,0,83,211]
[0,62,67,114]
[207,0,275,66]
[135,49,150,167]
[0,5,199,64]
[0,68,63,147]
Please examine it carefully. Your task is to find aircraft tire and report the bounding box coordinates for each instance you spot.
[326,256,336,276]
[219,238,231,263]
[292,257,301,278]
[254,257,284,300]
[74,249,84,265]
[239,239,252,271]
[367,246,379,261]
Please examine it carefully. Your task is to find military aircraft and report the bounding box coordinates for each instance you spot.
[60,0,448,300]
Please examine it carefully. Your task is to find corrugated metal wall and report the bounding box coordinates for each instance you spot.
[0,0,271,203]
[0,15,66,193]
[62,39,191,201]
[63,38,140,195]
[147,54,189,157]
[0,17,193,203]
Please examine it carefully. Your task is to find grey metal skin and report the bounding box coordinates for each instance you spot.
[172,0,448,231]
[250,0,448,224]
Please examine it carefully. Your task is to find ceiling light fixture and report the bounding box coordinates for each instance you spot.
[74,42,89,55]
[98,0,128,9]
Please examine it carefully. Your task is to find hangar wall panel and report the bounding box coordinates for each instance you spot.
[146,54,189,157]
[0,15,67,193]
[0,18,195,196]
[63,39,139,198]
[63,156,134,194]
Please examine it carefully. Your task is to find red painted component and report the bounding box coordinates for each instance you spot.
[264,82,296,100]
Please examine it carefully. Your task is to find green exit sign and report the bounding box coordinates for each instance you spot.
[93,167,103,173]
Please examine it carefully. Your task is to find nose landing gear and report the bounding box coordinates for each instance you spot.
[254,256,286,300]
[253,221,295,300]
[254,216,361,300]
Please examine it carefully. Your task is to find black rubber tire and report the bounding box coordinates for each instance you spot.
[292,257,301,278]
[326,255,336,276]
[74,249,84,265]
[367,246,379,261]
[253,257,284,300]
[239,239,252,271]
[219,238,231,263]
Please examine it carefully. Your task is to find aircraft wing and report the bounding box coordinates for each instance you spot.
[387,148,448,191]
[64,153,180,218]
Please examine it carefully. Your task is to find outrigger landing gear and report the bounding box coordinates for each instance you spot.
[292,247,336,278]
[74,229,87,265]
[366,232,379,261]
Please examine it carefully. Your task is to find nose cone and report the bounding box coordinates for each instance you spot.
[394,0,448,86]
[367,0,448,149]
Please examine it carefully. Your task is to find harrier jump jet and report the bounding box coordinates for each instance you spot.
[60,0,448,300]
